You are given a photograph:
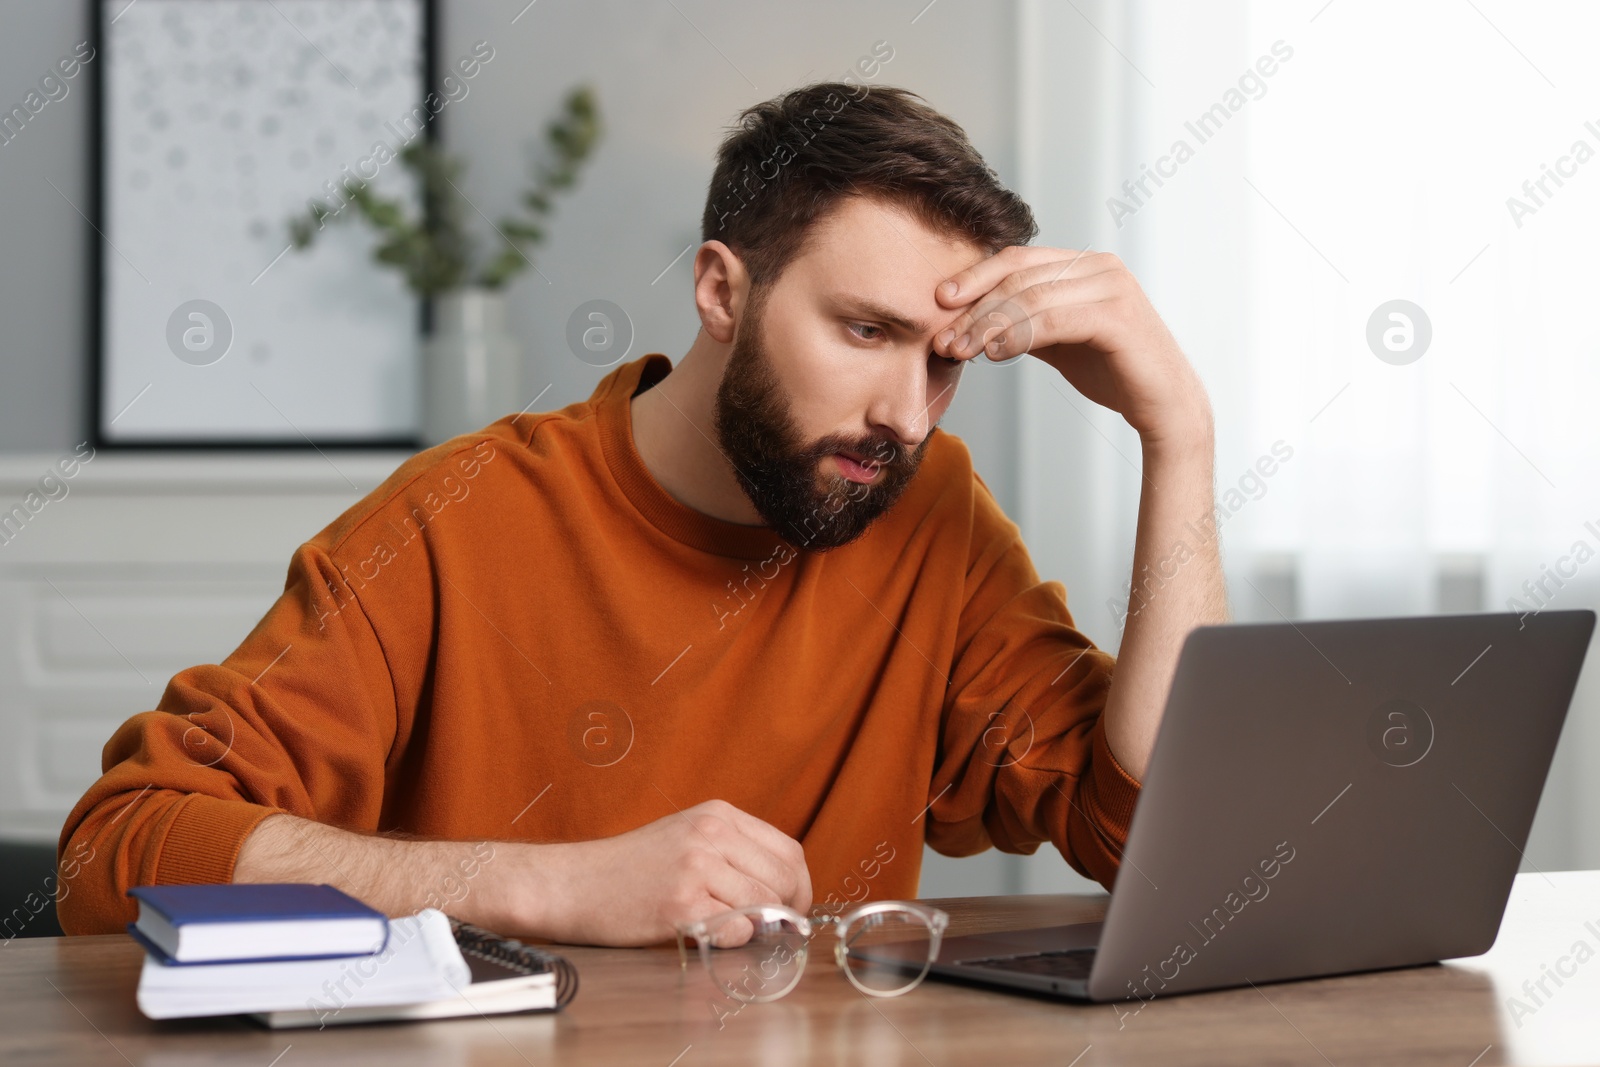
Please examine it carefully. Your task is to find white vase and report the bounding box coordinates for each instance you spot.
[422,288,521,447]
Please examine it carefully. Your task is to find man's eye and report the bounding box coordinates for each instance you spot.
[847,322,884,342]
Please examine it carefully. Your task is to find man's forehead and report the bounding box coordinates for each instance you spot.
[793,198,987,331]
[805,194,986,270]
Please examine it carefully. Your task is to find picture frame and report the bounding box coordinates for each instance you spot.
[90,0,437,449]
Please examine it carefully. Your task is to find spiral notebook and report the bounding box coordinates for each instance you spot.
[249,917,579,1029]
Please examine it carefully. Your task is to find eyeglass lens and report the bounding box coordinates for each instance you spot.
[700,911,808,1003]
[840,908,937,995]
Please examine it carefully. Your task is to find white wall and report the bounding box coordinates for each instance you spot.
[0,0,1067,899]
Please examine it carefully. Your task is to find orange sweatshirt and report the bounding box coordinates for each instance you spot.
[56,353,1140,935]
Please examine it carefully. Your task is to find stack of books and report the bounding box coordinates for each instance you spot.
[127,883,577,1027]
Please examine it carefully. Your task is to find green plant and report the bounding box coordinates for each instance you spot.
[287,85,601,296]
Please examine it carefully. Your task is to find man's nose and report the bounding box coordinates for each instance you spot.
[866,356,935,454]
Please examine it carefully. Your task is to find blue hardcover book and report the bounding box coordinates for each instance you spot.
[127,883,389,965]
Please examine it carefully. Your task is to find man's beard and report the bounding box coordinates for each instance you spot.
[712,294,934,552]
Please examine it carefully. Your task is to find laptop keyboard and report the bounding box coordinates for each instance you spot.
[958,947,1097,979]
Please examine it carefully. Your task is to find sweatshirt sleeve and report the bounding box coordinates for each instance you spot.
[54,540,401,934]
[923,469,1142,890]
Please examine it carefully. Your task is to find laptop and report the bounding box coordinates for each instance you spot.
[857,609,1595,1004]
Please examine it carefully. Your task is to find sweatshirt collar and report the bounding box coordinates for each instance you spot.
[597,353,792,561]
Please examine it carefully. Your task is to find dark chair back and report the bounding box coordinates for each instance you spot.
[0,841,66,938]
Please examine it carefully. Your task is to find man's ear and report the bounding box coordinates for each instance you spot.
[692,240,749,345]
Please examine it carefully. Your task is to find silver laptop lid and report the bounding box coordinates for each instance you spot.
[1090,609,1595,1002]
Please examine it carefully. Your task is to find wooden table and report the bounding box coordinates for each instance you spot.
[7,871,1600,1065]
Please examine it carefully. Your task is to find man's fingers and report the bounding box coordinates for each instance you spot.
[934,258,1117,358]
[936,247,1115,311]
[935,246,1066,307]
[938,273,1117,360]
[702,859,777,909]
[677,808,800,911]
[695,911,755,949]
[709,804,811,908]
[692,855,786,950]
[717,824,808,910]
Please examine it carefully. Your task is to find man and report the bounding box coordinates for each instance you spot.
[58,83,1226,945]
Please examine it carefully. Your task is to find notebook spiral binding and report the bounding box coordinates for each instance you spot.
[447,917,580,1010]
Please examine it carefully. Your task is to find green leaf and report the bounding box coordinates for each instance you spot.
[476,250,522,288]
[280,83,602,295]
[499,219,544,242]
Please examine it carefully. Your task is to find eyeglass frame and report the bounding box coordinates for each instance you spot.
[674,899,951,1002]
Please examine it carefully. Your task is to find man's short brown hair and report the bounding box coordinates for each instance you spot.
[701,82,1038,295]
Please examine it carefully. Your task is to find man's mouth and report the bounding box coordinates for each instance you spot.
[833,451,880,483]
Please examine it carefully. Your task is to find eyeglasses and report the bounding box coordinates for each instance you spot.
[675,900,950,1001]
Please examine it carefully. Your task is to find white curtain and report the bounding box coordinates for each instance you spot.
[1014,0,1600,883]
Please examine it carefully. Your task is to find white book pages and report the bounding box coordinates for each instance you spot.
[136,909,469,1019]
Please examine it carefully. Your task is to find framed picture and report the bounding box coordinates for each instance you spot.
[92,0,436,448]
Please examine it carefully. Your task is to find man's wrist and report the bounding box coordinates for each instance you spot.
[473,840,567,939]
[1137,385,1213,449]
[235,816,568,939]
[1139,422,1213,463]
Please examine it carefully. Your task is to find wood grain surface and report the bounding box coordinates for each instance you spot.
[5,877,1584,1066]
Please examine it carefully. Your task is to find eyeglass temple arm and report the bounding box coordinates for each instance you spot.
[675,928,691,971]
